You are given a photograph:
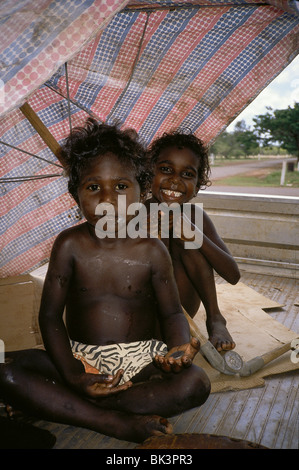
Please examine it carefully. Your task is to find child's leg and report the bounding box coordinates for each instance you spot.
[0,349,172,443]
[179,248,235,351]
[95,362,211,417]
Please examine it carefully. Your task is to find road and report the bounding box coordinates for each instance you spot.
[205,158,299,197]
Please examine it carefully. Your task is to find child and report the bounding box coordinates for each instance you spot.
[146,130,240,352]
[0,120,210,444]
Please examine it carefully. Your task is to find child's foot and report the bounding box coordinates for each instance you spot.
[6,404,27,420]
[206,315,235,352]
[121,414,173,443]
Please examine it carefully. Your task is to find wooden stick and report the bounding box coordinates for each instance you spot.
[182,306,208,345]
[20,102,65,167]
[261,341,293,365]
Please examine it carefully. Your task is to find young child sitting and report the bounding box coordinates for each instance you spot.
[146,130,241,352]
[0,119,210,444]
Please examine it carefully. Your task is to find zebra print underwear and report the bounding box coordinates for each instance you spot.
[71,339,168,384]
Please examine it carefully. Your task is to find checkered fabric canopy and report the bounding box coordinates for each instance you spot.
[1,0,299,277]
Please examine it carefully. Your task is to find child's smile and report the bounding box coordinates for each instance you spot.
[161,188,184,199]
[151,146,199,205]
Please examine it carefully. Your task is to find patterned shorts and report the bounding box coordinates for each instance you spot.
[70,339,168,384]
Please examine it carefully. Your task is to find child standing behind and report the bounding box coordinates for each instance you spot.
[0,120,210,444]
[146,130,240,352]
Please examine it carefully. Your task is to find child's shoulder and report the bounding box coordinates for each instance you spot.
[53,223,87,248]
[139,236,171,261]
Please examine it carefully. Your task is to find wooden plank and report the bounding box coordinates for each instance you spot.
[19,102,65,166]
[193,193,299,271]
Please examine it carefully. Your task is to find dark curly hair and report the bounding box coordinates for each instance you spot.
[60,118,153,204]
[147,129,211,189]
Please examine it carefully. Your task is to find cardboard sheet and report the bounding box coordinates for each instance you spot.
[193,283,299,392]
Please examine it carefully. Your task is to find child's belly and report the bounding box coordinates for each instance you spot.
[65,295,157,345]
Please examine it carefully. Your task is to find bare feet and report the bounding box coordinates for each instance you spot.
[120,414,173,443]
[206,315,235,352]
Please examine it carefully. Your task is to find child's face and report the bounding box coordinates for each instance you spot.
[151,146,199,205]
[77,152,141,229]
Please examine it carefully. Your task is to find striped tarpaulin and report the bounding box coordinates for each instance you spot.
[1,0,299,277]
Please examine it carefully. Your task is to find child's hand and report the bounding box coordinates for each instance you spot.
[69,369,132,398]
[154,337,200,373]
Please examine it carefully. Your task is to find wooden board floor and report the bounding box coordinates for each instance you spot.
[1,271,298,449]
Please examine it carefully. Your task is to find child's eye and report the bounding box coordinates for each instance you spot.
[87,184,100,191]
[182,171,196,178]
[116,183,128,190]
[159,166,172,174]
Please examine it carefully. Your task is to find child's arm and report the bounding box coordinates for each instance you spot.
[179,204,240,284]
[198,207,240,284]
[150,239,190,347]
[149,239,200,371]
[39,231,131,397]
[38,231,78,379]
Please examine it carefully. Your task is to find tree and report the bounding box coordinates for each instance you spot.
[253,102,299,161]
[210,120,259,158]
[210,130,236,158]
[234,120,259,156]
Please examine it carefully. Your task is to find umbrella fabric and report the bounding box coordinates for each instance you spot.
[1,0,299,277]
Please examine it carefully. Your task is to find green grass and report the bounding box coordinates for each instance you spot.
[214,170,299,187]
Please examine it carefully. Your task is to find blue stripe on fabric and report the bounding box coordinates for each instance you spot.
[0,94,76,162]
[140,10,297,143]
[106,8,198,125]
[2,0,96,84]
[0,145,55,178]
[0,100,80,190]
[179,12,299,134]
[0,207,81,268]
[107,5,237,125]
[45,11,140,105]
[135,5,257,140]
[46,64,66,89]
[0,118,49,157]
[0,177,69,236]
[75,11,141,109]
[0,0,30,26]
[31,100,80,135]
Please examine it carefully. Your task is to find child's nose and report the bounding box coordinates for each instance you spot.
[99,188,116,205]
[169,174,180,186]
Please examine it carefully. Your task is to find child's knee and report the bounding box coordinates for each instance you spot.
[0,360,16,391]
[188,365,211,406]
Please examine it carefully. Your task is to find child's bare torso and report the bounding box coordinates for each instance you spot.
[64,225,159,345]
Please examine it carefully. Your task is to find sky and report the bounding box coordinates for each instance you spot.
[227,54,299,132]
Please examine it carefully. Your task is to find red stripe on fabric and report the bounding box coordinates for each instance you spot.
[125,6,230,132]
[196,26,299,144]
[3,193,76,249]
[0,0,54,51]
[58,33,102,99]
[138,6,281,139]
[1,1,129,118]
[0,169,68,221]
[0,108,89,179]
[0,235,56,278]
[90,11,167,120]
